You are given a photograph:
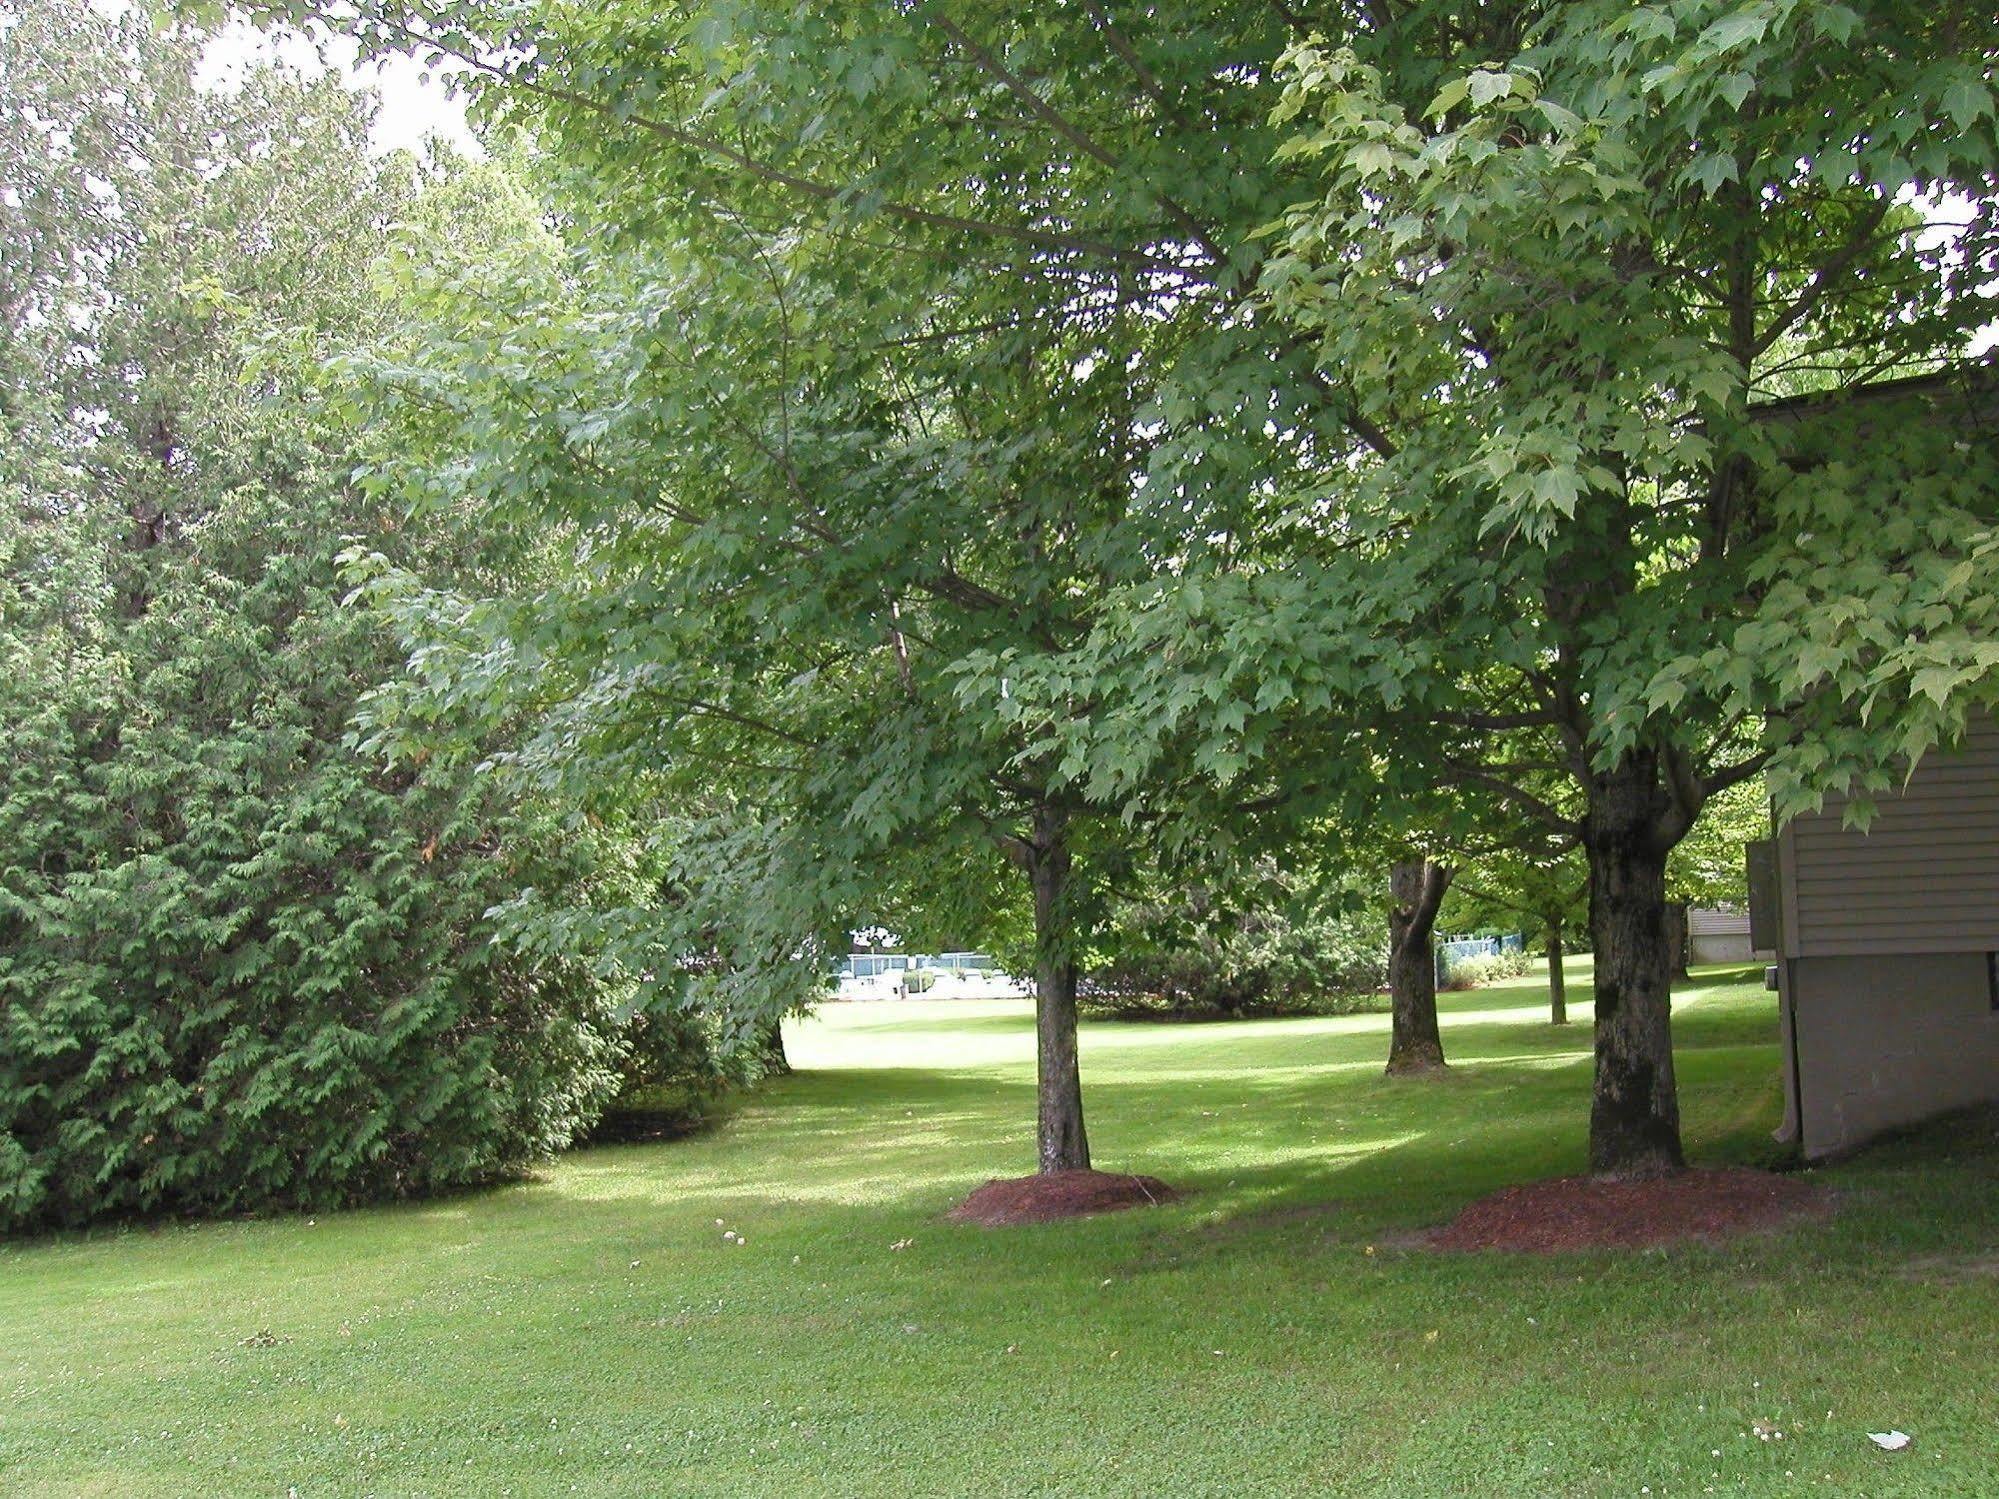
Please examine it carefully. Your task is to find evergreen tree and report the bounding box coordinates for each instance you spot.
[0,3,635,1230]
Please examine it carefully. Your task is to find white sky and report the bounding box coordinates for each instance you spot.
[197,17,478,157]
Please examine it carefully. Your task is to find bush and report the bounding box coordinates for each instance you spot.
[0,32,743,1233]
[1082,876,1387,1021]
[1082,984,1383,1022]
[587,1008,764,1140]
[1443,945,1535,989]
[0,482,645,1233]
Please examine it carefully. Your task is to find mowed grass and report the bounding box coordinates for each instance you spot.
[3,963,1995,1498]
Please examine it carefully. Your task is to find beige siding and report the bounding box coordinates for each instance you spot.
[1781,718,1999,958]
[1785,953,1999,1159]
[1687,907,1763,964]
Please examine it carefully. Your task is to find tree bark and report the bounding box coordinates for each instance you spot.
[121,409,173,617]
[1583,751,1686,1177]
[1385,858,1452,1075]
[1546,919,1568,1025]
[758,1018,791,1075]
[1015,805,1090,1173]
[1664,899,1691,979]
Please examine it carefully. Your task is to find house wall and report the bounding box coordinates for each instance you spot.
[1785,953,1998,1159]
[1687,907,1765,965]
[1774,717,1999,1158]
[1779,720,1999,959]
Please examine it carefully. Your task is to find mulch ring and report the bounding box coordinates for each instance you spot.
[1426,1167,1831,1253]
[949,1169,1180,1227]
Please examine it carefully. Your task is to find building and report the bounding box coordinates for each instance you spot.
[831,951,1022,1000]
[1757,716,1999,1160]
[1687,906,1766,965]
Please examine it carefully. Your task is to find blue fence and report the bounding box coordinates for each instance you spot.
[1435,932,1523,986]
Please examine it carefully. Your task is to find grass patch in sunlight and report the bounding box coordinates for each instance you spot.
[3,960,1993,1497]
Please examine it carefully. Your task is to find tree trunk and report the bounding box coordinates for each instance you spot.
[121,409,173,617]
[1385,858,1452,1075]
[1583,752,1685,1177]
[758,1018,791,1075]
[1546,919,1568,1025]
[1020,805,1089,1173]
[1664,899,1691,980]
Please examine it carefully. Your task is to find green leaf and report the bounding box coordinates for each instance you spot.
[1700,7,1774,54]
[1941,79,1993,132]
[1427,77,1469,119]
[1466,70,1513,108]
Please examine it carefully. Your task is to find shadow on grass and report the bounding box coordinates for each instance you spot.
[24,967,1780,1260]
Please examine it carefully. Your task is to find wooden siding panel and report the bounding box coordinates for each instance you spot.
[1779,821,1802,958]
[1790,815,1999,844]
[1787,718,1999,957]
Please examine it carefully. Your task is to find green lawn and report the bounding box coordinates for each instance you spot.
[4,962,1994,1497]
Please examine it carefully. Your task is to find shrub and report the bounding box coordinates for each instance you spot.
[0,35,698,1233]
[1082,876,1387,1020]
[1445,953,1499,988]
[0,483,642,1233]
[588,1008,763,1140]
[1443,945,1534,989]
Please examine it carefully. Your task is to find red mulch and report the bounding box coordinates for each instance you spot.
[1426,1167,1831,1253]
[949,1169,1179,1227]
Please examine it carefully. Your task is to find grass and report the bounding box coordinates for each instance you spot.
[3,960,1995,1497]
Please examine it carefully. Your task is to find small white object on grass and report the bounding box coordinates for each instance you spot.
[1867,1431,1912,1452]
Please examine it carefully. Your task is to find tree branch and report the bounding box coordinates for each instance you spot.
[1655,740,1706,849]
[1439,759,1580,836]
[1081,4,1191,130]
[1430,707,1562,732]
[1303,366,1399,461]
[1701,749,1772,799]
[357,14,1192,276]
[642,691,820,748]
[926,12,1227,269]
[1752,198,1892,359]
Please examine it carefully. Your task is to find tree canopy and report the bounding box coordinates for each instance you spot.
[992,2,1999,1170]
[256,0,1999,1176]
[345,119,1256,1172]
